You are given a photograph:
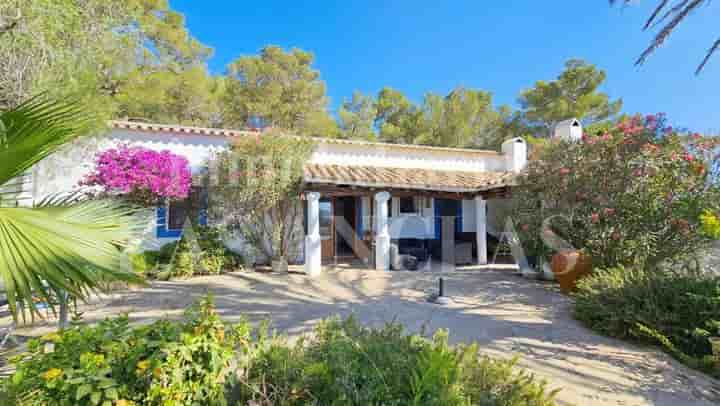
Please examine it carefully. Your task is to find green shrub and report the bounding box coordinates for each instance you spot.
[143,226,243,280]
[2,296,248,406]
[232,317,559,406]
[129,251,160,275]
[171,236,197,278]
[574,267,720,378]
[2,301,559,405]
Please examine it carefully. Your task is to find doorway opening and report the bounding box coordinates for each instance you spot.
[334,196,357,257]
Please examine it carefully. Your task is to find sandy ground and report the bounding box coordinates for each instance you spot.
[2,266,719,406]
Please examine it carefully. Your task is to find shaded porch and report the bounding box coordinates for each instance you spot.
[302,163,516,275]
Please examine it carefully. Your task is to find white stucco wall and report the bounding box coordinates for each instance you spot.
[31,130,231,251]
[31,126,519,260]
[310,142,507,172]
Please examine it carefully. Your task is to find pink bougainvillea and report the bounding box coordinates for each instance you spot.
[82,145,192,206]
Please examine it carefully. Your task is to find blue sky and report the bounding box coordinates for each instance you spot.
[171,0,718,132]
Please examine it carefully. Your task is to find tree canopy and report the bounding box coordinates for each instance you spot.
[371,87,513,149]
[0,0,214,125]
[338,91,377,141]
[1,2,637,149]
[517,59,623,137]
[223,46,338,136]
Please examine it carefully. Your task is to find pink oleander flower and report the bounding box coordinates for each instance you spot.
[603,207,616,217]
[81,145,192,205]
[559,167,571,175]
[591,213,600,224]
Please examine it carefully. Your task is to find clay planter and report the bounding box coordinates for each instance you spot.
[550,250,592,293]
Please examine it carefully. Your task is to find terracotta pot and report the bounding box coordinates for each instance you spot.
[550,250,592,293]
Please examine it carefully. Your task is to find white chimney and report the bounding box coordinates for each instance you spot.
[554,118,583,141]
[501,137,527,173]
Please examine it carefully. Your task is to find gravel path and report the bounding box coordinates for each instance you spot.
[2,268,719,405]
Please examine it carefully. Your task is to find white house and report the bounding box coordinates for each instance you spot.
[1,119,550,275]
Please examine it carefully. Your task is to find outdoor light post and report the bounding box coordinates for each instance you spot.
[432,277,452,305]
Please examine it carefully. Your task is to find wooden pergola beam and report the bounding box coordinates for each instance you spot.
[302,183,511,200]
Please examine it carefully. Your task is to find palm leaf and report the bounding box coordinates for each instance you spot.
[0,98,145,322]
[610,0,716,74]
[0,200,147,321]
[0,96,93,185]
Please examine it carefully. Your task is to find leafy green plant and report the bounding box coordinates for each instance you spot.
[2,295,249,405]
[574,267,720,378]
[171,236,197,278]
[210,135,314,264]
[232,317,558,405]
[134,226,243,279]
[129,251,160,276]
[700,209,720,240]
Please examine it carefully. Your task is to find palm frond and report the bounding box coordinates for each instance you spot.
[0,98,144,322]
[0,200,147,321]
[611,0,716,74]
[0,96,94,185]
[696,38,720,74]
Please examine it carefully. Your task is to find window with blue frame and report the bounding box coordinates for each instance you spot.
[156,186,208,238]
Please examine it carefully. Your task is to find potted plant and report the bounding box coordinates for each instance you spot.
[210,133,314,274]
[271,256,289,273]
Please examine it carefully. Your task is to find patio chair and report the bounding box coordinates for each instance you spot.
[455,242,473,265]
[390,242,419,271]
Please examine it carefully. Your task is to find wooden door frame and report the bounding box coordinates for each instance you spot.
[320,197,335,261]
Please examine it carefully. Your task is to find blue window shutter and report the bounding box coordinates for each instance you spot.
[434,199,441,240]
[456,201,462,234]
[156,207,166,238]
[356,197,363,237]
[156,206,182,238]
[198,189,208,226]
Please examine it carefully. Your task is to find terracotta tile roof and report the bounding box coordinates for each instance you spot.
[111,120,260,137]
[109,120,500,156]
[304,164,515,193]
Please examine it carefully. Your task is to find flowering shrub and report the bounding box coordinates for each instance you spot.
[2,298,559,406]
[514,114,720,270]
[700,209,720,240]
[1,295,249,405]
[82,145,192,206]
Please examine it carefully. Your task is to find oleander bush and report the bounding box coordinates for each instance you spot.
[574,266,720,378]
[513,114,720,270]
[2,298,560,406]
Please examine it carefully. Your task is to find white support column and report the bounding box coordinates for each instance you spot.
[475,196,488,265]
[374,191,391,271]
[305,192,322,276]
